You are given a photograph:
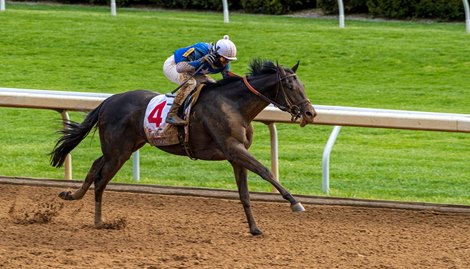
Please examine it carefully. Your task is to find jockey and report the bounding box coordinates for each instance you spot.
[163,35,237,125]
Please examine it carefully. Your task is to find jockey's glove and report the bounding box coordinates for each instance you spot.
[202,53,217,65]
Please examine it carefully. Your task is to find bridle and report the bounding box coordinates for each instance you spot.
[242,68,311,121]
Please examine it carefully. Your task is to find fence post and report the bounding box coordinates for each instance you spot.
[337,0,345,28]
[322,126,342,193]
[222,0,229,23]
[132,151,140,182]
[1,0,5,11]
[268,123,279,193]
[464,0,470,33]
[111,0,116,16]
[60,111,73,180]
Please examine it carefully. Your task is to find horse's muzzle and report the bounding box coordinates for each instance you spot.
[299,103,317,127]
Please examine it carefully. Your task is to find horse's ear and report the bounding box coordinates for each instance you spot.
[292,61,300,73]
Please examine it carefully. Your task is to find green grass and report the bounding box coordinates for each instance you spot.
[0,3,469,205]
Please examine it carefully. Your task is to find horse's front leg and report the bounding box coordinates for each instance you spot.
[231,162,262,236]
[227,143,305,212]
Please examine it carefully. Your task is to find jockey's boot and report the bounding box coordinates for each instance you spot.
[166,92,188,125]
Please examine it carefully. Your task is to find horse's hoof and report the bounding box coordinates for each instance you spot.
[291,202,305,212]
[58,191,72,200]
[250,228,263,236]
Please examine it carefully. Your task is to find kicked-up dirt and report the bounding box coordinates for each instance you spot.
[0,181,469,268]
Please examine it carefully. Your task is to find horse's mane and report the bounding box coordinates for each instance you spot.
[247,58,277,76]
[205,58,277,89]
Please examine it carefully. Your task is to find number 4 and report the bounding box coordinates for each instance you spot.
[148,100,167,127]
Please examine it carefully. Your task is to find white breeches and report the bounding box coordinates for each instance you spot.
[163,55,215,86]
[163,55,190,85]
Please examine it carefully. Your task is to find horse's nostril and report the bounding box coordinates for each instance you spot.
[306,111,314,117]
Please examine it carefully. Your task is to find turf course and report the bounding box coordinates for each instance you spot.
[0,3,469,205]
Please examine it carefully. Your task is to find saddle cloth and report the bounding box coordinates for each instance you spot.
[144,95,180,146]
[143,85,204,147]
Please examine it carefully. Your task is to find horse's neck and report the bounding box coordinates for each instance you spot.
[227,74,277,123]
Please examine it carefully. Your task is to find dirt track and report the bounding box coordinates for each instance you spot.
[1,180,470,269]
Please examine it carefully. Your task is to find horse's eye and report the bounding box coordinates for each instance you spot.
[287,79,295,90]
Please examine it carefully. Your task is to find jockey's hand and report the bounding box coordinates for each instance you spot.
[202,53,217,65]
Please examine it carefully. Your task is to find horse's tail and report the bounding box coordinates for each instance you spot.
[50,101,104,168]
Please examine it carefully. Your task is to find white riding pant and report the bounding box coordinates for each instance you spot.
[163,55,190,85]
[163,55,214,86]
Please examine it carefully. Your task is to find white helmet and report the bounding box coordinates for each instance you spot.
[214,35,237,61]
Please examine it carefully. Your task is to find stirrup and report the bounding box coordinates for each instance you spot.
[166,115,187,125]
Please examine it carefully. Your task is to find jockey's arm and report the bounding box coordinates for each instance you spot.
[175,55,213,73]
[175,61,197,73]
[176,58,239,78]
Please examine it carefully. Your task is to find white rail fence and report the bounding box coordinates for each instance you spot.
[336,0,470,33]
[1,88,470,193]
[2,0,469,32]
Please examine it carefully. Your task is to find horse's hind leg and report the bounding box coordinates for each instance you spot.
[231,162,262,236]
[59,156,105,200]
[58,148,136,227]
[92,153,131,227]
[92,138,147,226]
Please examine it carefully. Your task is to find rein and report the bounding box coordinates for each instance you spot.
[242,72,310,121]
[242,76,287,111]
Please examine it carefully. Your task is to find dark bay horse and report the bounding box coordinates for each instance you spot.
[50,59,316,235]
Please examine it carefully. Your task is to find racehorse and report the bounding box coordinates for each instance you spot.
[50,59,317,235]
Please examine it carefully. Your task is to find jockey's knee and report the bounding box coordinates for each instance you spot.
[186,78,197,87]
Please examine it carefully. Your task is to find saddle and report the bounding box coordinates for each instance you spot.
[144,84,205,157]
